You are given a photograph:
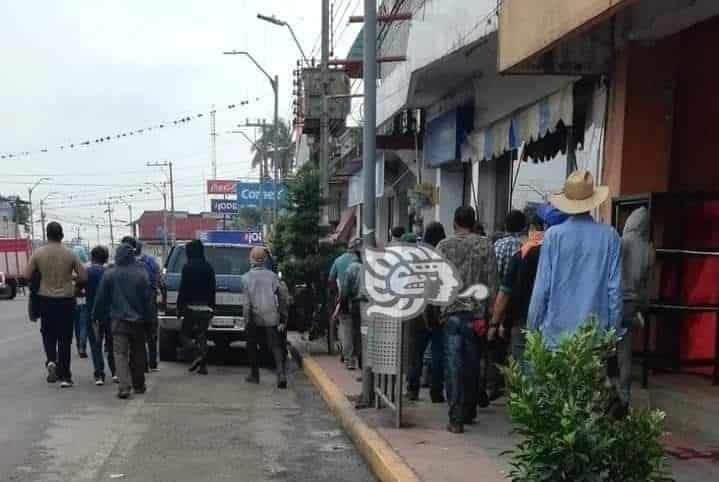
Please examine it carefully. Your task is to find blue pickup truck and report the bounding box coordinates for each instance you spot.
[158,240,272,361]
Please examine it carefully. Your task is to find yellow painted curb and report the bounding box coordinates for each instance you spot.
[302,356,421,482]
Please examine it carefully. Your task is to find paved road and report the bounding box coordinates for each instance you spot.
[0,297,375,482]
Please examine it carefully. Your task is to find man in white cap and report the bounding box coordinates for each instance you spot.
[527,170,623,348]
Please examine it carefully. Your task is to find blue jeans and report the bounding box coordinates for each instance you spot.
[74,303,89,353]
[407,322,444,397]
[86,320,105,379]
[444,311,480,425]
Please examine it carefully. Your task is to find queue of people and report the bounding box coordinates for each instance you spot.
[328,169,652,433]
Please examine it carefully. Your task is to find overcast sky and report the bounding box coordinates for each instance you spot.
[0,0,362,243]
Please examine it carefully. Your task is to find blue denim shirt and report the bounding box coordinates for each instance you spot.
[527,214,623,348]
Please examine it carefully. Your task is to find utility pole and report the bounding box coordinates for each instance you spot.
[101,200,115,250]
[147,161,175,243]
[96,223,101,246]
[210,107,217,179]
[273,74,280,223]
[320,0,330,226]
[40,200,47,242]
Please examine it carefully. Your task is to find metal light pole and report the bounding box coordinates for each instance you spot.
[147,161,175,243]
[39,191,66,242]
[358,0,377,409]
[110,195,136,238]
[143,183,169,263]
[256,13,310,66]
[28,177,51,242]
[223,50,279,225]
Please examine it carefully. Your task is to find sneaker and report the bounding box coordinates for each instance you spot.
[406,390,419,402]
[60,380,74,388]
[197,365,208,375]
[112,375,119,384]
[78,351,88,359]
[95,377,105,386]
[133,386,146,394]
[430,392,446,404]
[447,422,464,434]
[188,357,203,373]
[245,375,260,384]
[117,391,131,399]
[150,367,160,372]
[46,362,58,383]
[477,390,490,408]
[277,375,287,389]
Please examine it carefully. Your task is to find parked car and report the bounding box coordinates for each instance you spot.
[158,240,273,361]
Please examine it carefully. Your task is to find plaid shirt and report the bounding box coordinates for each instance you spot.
[437,232,498,319]
[494,234,523,281]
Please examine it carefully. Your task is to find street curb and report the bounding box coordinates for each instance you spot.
[290,343,420,482]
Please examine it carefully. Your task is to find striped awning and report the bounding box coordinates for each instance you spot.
[462,84,573,163]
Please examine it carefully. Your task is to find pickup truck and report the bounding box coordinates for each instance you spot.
[158,242,272,361]
[0,238,31,299]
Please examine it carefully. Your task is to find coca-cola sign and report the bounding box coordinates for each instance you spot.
[206,180,237,195]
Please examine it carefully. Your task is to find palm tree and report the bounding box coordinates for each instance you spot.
[251,118,294,179]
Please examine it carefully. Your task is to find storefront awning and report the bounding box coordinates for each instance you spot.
[462,83,573,163]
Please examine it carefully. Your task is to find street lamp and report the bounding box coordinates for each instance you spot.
[142,182,169,263]
[28,177,51,242]
[256,13,310,66]
[222,50,280,225]
[109,194,136,238]
[39,191,73,242]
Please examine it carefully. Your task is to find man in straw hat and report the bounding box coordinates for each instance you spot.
[527,170,623,349]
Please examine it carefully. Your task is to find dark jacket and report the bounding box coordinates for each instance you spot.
[92,244,153,324]
[176,240,216,316]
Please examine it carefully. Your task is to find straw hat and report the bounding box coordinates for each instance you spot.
[549,170,609,214]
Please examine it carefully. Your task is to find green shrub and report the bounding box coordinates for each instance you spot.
[502,321,673,482]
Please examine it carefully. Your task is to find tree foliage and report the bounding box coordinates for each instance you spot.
[502,321,672,482]
[270,163,341,290]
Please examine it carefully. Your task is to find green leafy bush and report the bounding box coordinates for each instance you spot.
[502,321,673,482]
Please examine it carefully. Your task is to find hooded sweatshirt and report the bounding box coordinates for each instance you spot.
[176,240,216,315]
[92,243,153,324]
[621,207,654,304]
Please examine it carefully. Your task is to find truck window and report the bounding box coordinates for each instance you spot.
[167,246,252,276]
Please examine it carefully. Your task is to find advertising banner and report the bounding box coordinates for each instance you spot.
[199,230,263,245]
[236,182,288,207]
[207,180,237,195]
[211,198,239,214]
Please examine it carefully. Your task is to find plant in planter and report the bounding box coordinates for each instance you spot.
[502,320,673,482]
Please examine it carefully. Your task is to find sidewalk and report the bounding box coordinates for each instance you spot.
[289,333,719,482]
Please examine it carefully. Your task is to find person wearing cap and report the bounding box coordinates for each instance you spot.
[334,238,362,370]
[489,205,568,368]
[527,170,623,349]
[243,246,289,388]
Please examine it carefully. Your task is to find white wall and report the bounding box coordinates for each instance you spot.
[377,0,499,125]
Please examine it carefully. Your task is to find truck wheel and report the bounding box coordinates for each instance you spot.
[159,327,178,361]
[8,281,17,300]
